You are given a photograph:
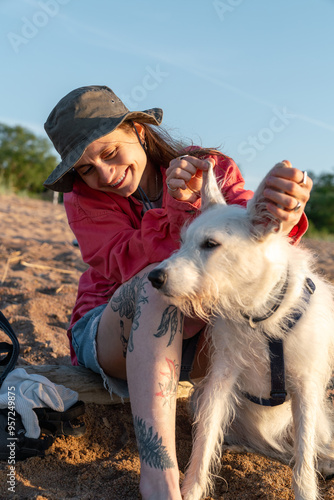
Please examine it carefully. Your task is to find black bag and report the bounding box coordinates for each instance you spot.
[0,408,54,461]
[0,311,86,461]
[0,311,53,460]
[0,311,20,387]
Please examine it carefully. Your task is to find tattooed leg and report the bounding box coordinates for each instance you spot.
[133,416,175,470]
[156,357,180,407]
[96,263,185,499]
[125,276,184,499]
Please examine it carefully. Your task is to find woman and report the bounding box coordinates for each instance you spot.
[44,85,312,500]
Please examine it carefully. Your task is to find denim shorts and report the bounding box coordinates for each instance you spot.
[71,304,201,400]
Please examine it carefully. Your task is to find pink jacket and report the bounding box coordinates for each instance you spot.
[64,155,308,365]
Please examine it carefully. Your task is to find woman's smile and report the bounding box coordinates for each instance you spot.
[109,167,129,188]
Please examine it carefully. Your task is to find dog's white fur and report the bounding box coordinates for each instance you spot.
[151,165,334,500]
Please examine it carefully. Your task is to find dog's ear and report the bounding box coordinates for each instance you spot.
[246,172,281,241]
[201,164,227,211]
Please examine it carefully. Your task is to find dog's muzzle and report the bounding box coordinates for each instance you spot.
[148,269,167,289]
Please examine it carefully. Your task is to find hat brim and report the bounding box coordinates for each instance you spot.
[43,107,163,192]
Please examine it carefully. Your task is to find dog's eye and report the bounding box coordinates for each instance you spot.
[200,239,221,250]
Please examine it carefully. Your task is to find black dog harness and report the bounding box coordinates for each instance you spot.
[242,277,316,407]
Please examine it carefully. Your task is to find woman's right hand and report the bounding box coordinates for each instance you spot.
[166,155,216,203]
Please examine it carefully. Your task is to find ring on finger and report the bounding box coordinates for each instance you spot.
[299,171,308,186]
[293,200,302,212]
[167,181,178,192]
[179,155,189,160]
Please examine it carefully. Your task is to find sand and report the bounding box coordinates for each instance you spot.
[0,193,334,500]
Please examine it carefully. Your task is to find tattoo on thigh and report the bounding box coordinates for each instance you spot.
[133,416,175,470]
[156,358,180,407]
[111,274,148,321]
[111,274,149,352]
[154,306,184,347]
[119,320,128,358]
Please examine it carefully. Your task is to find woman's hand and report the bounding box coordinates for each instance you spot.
[263,160,313,233]
[166,155,216,203]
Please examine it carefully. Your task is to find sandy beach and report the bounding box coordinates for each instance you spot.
[1,193,334,500]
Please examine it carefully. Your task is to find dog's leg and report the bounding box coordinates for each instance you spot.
[291,382,320,500]
[315,403,334,479]
[181,363,239,500]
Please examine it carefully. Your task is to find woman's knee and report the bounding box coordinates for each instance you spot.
[110,263,170,320]
[96,265,171,368]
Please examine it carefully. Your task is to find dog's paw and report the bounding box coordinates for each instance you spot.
[318,458,334,480]
[222,442,249,453]
[181,482,204,500]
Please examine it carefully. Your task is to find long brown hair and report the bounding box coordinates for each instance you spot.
[120,120,226,169]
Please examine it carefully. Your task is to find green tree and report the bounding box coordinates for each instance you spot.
[0,123,57,194]
[305,169,334,234]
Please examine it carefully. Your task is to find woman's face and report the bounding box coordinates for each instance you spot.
[73,123,149,195]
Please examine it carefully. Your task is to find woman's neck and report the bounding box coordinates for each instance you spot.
[136,162,162,201]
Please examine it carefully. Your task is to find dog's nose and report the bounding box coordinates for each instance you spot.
[148,269,167,289]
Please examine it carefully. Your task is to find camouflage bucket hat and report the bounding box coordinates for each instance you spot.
[43,85,163,192]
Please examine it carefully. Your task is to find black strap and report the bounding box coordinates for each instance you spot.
[0,311,20,387]
[244,278,315,407]
[284,277,316,331]
[137,185,154,211]
[242,274,289,325]
[268,338,287,404]
[0,343,13,366]
[243,338,287,406]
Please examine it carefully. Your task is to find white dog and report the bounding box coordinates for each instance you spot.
[148,164,334,500]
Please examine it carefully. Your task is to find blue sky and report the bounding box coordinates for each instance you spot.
[1,0,333,189]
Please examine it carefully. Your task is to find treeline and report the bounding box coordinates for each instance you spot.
[0,122,57,195]
[0,123,333,233]
[305,170,334,236]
